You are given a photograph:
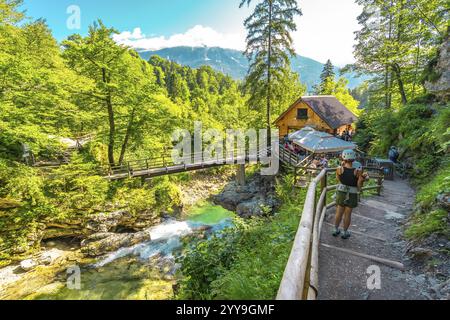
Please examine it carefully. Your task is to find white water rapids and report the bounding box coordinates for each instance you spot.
[94,218,233,268]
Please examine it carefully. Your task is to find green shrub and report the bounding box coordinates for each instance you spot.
[152,177,182,213]
[44,155,109,218]
[416,162,450,210]
[114,187,156,215]
[354,102,449,183]
[176,221,245,300]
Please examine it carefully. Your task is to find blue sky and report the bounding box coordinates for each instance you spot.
[21,0,362,66]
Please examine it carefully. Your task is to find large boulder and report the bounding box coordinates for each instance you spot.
[214,188,256,211]
[214,174,279,217]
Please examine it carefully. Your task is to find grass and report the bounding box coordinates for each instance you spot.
[405,161,449,240]
[415,163,450,210]
[405,209,449,240]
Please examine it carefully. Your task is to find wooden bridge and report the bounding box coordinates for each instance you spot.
[106,148,281,181]
[106,144,318,181]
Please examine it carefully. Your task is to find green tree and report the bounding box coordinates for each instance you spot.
[320,59,335,83]
[62,21,157,166]
[0,4,86,159]
[353,0,448,108]
[240,0,302,136]
[315,59,336,95]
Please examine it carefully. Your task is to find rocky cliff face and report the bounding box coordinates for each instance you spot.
[425,35,450,101]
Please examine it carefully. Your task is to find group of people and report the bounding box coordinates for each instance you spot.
[338,129,353,142]
[283,140,308,161]
[311,155,329,169]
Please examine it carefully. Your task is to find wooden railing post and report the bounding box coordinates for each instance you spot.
[321,172,328,207]
[377,171,383,196]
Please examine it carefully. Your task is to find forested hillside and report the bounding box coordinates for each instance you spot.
[139,46,370,91]
[0,2,256,265]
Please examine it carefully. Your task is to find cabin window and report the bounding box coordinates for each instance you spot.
[297,109,308,120]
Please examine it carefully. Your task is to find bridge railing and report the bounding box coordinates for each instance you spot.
[276,166,384,300]
[106,147,273,178]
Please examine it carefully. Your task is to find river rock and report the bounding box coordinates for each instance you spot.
[191,225,213,233]
[81,231,151,257]
[214,188,256,211]
[408,247,435,261]
[80,232,116,247]
[236,198,268,217]
[20,259,37,272]
[436,193,450,210]
[85,210,160,234]
[38,249,65,266]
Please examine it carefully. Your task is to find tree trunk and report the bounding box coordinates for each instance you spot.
[118,108,136,166]
[392,63,408,105]
[266,0,273,147]
[412,29,423,96]
[394,0,408,105]
[384,65,392,108]
[385,1,393,109]
[102,68,116,167]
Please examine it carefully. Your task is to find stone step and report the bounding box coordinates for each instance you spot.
[320,223,402,261]
[323,210,396,241]
[317,246,426,300]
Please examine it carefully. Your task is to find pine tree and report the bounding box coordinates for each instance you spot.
[320,59,335,84]
[240,0,302,137]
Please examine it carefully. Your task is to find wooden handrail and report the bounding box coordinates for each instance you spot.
[105,147,273,179]
[277,166,384,300]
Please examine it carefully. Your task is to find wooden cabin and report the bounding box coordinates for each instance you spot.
[274,96,358,137]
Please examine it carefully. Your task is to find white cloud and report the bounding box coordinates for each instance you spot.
[113,27,145,42]
[113,25,246,52]
[113,0,362,66]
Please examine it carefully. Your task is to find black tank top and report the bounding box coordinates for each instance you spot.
[339,167,358,187]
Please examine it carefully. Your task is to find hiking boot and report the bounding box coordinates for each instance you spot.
[341,231,351,240]
[332,228,341,237]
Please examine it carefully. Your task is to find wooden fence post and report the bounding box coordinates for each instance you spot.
[321,173,327,206]
[236,164,246,186]
[377,173,383,196]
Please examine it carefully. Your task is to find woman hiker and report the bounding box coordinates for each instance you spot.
[333,149,367,239]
